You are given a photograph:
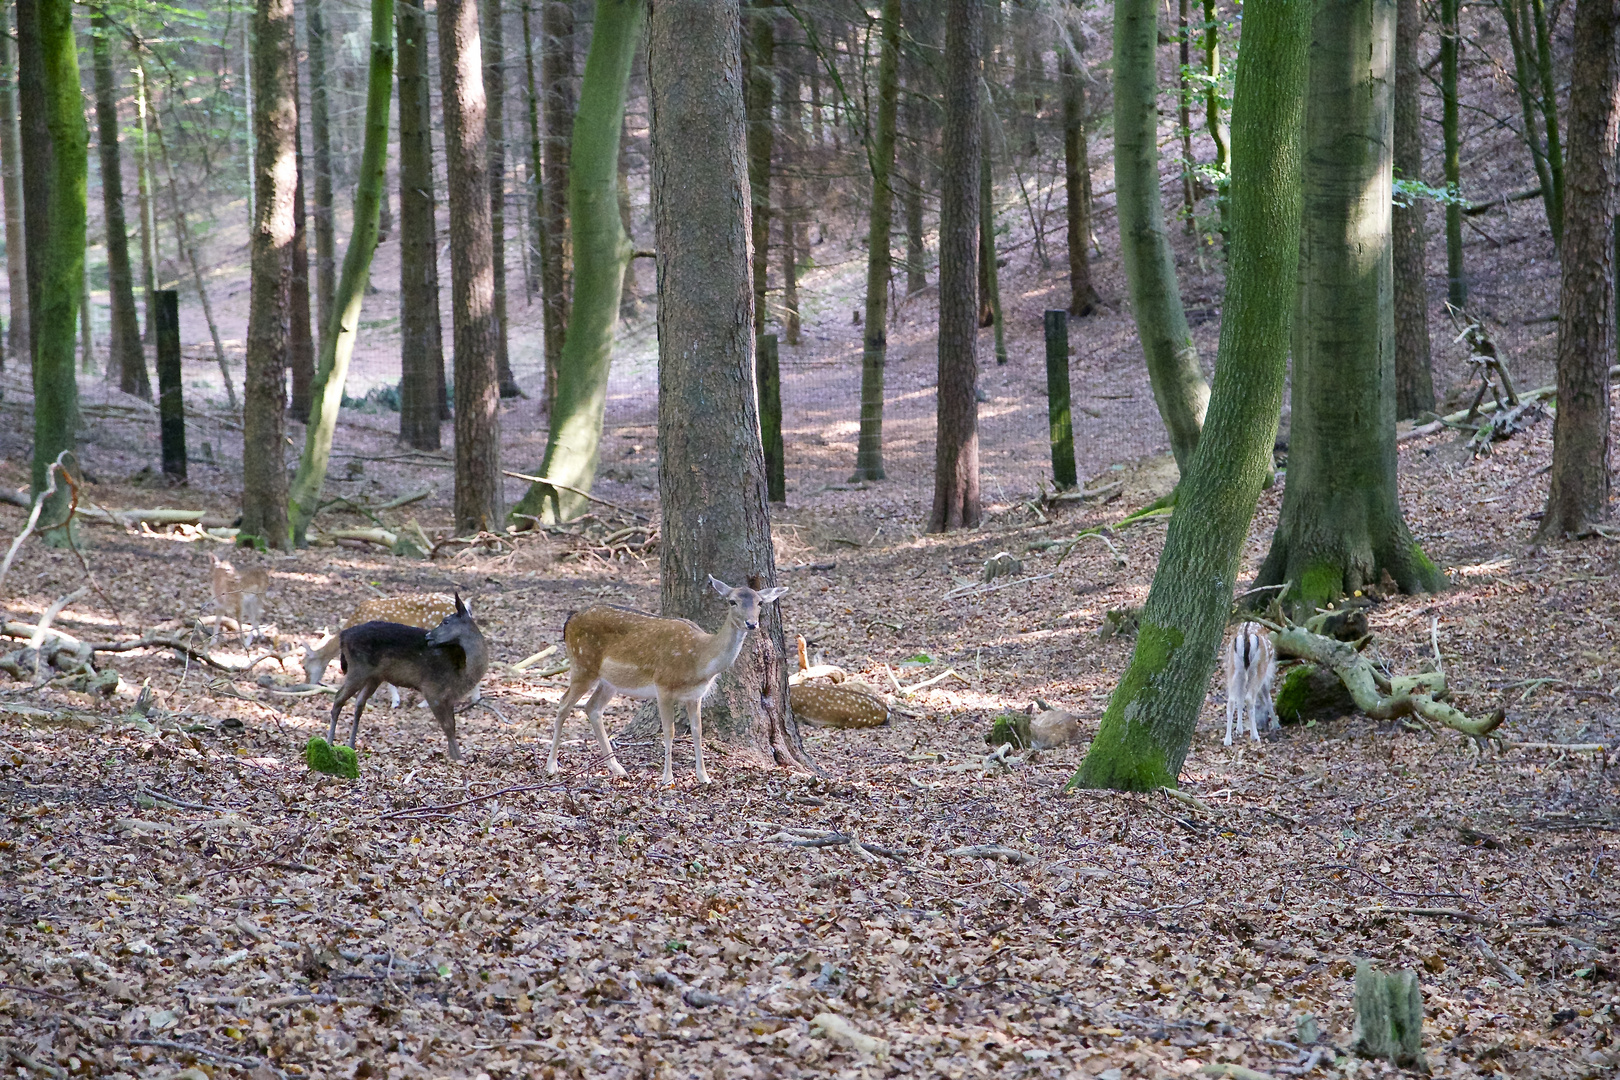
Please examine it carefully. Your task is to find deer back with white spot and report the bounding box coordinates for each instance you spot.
[302,593,459,685]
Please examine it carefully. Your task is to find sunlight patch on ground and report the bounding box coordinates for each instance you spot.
[1450,556,1514,578]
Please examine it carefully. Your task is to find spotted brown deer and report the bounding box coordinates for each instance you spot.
[209,555,271,646]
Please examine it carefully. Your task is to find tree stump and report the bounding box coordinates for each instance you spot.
[1351,961,1429,1072]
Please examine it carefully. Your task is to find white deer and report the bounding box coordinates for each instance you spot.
[545,576,788,785]
[1224,621,1277,745]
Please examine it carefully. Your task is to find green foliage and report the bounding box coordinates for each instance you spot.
[341,383,402,412]
[304,737,359,779]
[1393,177,1466,208]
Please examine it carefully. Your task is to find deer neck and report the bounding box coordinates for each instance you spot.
[701,607,751,678]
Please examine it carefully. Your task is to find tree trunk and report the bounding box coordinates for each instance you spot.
[745,2,774,338]
[648,0,810,772]
[91,11,148,400]
[485,0,523,397]
[288,50,314,422]
[440,0,504,533]
[1177,0,1195,228]
[0,4,24,366]
[79,221,91,373]
[1254,0,1445,614]
[1204,0,1229,214]
[1530,0,1564,243]
[307,0,337,334]
[399,0,446,450]
[1061,45,1099,317]
[1114,0,1209,475]
[777,28,798,345]
[1070,0,1311,792]
[979,103,1007,365]
[851,0,899,482]
[928,0,981,533]
[541,0,574,417]
[288,0,395,547]
[522,0,543,304]
[902,90,926,295]
[1440,0,1465,307]
[618,109,639,317]
[242,0,297,551]
[509,0,641,525]
[1502,0,1559,243]
[1392,0,1435,418]
[16,0,48,372]
[133,64,157,349]
[1539,0,1619,538]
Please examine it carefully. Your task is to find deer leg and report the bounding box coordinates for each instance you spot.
[327,680,357,744]
[347,680,380,749]
[431,698,462,761]
[581,684,626,778]
[388,684,402,708]
[688,694,710,785]
[656,691,678,787]
[1224,671,1237,747]
[546,677,595,774]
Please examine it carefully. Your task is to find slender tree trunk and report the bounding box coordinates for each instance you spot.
[1114,0,1209,474]
[440,0,503,533]
[92,11,148,400]
[1177,0,1195,228]
[1070,0,1311,792]
[399,0,446,450]
[1204,0,1229,232]
[0,4,27,367]
[485,0,522,397]
[745,2,774,338]
[777,27,798,344]
[928,0,981,533]
[79,257,91,373]
[541,0,574,416]
[1061,47,1099,317]
[16,0,47,372]
[1540,0,1619,537]
[1255,0,1444,613]
[852,0,899,482]
[1393,0,1435,418]
[1502,0,1559,241]
[902,93,926,295]
[1530,0,1564,242]
[617,110,638,317]
[648,0,809,771]
[133,64,157,348]
[288,50,314,422]
[979,104,1007,364]
[308,0,336,335]
[1440,0,1465,307]
[509,0,642,525]
[242,0,297,551]
[288,0,395,546]
[522,0,543,305]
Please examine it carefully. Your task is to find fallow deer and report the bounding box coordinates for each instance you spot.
[1224,621,1277,745]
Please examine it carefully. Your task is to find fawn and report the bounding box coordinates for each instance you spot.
[328,594,488,761]
[210,555,271,646]
[546,576,788,785]
[302,593,468,707]
[1224,621,1277,745]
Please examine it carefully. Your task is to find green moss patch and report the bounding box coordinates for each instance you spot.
[305,737,359,779]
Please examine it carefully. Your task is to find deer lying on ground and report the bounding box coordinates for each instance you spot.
[1224,621,1277,745]
[546,576,788,785]
[302,593,474,707]
[328,594,487,761]
[210,555,271,646]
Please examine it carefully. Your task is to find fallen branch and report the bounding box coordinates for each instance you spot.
[899,667,968,696]
[28,588,89,683]
[1199,1064,1280,1080]
[1399,364,1620,442]
[1357,905,1497,926]
[766,828,911,861]
[125,1038,274,1072]
[503,470,651,521]
[378,783,566,820]
[0,451,72,593]
[945,844,1037,865]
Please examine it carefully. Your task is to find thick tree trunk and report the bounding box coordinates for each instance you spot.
[1061,46,1099,317]
[1071,0,1311,792]
[288,0,395,546]
[1255,0,1445,613]
[0,6,24,366]
[91,11,148,401]
[307,0,337,334]
[540,0,574,416]
[242,0,297,551]
[1114,0,1209,474]
[1540,0,1619,537]
[1392,0,1435,418]
[1440,0,1465,307]
[509,0,641,525]
[485,0,522,397]
[440,0,504,533]
[851,0,899,482]
[648,0,809,772]
[745,3,774,338]
[928,0,981,533]
[288,52,314,422]
[399,0,447,449]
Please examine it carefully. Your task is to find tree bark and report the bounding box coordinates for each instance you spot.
[307,0,337,334]
[851,0,899,482]
[485,0,523,397]
[1203,0,1229,224]
[16,0,47,372]
[618,108,639,317]
[1254,0,1445,613]
[1440,0,1465,306]
[1392,0,1435,418]
[902,91,926,296]
[1114,0,1209,474]
[648,0,810,772]
[0,4,24,366]
[1061,45,1099,317]
[1502,0,1559,243]
[509,0,642,525]
[288,49,314,422]
[1539,0,1619,537]
[440,0,504,533]
[399,0,447,449]
[745,2,774,338]
[522,0,543,304]
[777,29,797,344]
[288,0,395,547]
[1177,0,1195,227]
[91,11,148,401]
[979,101,1007,364]
[242,0,297,551]
[1530,0,1564,242]
[928,0,981,533]
[540,0,574,416]
[1070,0,1311,791]
[133,64,157,349]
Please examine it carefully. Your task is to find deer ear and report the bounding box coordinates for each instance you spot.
[454,592,467,615]
[708,576,732,597]
[759,586,788,604]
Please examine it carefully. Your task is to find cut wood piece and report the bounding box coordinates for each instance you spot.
[1351,962,1428,1072]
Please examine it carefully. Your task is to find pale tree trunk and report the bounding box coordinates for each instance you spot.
[928,0,981,533]
[540,0,574,416]
[485,0,523,397]
[745,2,774,338]
[92,10,148,400]
[242,0,297,551]
[308,0,336,333]
[618,109,638,317]
[1255,0,1444,613]
[1061,44,1099,317]
[288,51,314,422]
[509,0,642,525]
[1114,0,1208,474]
[851,0,899,482]
[648,0,810,772]
[1392,0,1434,418]
[440,0,503,533]
[288,0,395,547]
[1071,0,1310,791]
[133,64,156,348]
[399,0,447,449]
[0,3,24,366]
[1539,0,1620,538]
